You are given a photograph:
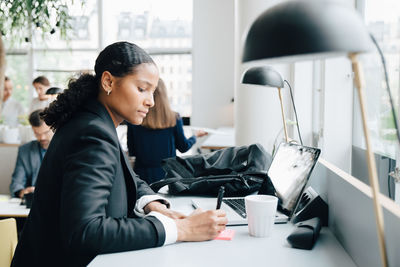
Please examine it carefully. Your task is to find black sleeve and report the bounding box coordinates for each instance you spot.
[174,116,196,153]
[59,124,165,256]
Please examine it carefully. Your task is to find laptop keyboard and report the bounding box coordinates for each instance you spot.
[223,198,247,218]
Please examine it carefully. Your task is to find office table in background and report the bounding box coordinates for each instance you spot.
[200,127,235,150]
[0,196,29,218]
[89,195,356,267]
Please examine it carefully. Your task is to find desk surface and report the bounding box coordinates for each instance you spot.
[201,127,235,150]
[0,195,29,217]
[89,195,356,267]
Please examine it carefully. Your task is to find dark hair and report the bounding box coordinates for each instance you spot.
[32,76,50,86]
[41,42,155,130]
[45,87,63,95]
[29,109,44,127]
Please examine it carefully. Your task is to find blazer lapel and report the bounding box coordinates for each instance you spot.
[119,146,137,216]
[84,100,139,215]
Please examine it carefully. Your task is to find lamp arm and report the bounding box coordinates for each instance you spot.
[349,53,388,267]
[278,87,289,143]
[369,33,400,145]
[284,80,303,146]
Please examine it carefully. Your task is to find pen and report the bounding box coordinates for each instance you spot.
[216,186,225,209]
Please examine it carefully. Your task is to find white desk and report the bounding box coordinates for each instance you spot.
[0,196,29,218]
[201,127,235,150]
[89,195,356,267]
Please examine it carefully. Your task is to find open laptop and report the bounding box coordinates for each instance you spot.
[191,143,321,225]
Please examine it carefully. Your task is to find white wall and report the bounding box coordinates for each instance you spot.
[321,57,354,172]
[235,0,290,153]
[292,61,314,146]
[192,0,235,128]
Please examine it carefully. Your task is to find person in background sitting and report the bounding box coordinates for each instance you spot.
[30,76,53,112]
[1,76,25,127]
[127,78,207,184]
[9,109,54,198]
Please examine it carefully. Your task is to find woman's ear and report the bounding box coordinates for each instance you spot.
[101,71,113,91]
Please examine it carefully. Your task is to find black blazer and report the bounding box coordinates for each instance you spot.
[12,100,166,267]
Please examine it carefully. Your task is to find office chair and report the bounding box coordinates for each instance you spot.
[0,218,18,267]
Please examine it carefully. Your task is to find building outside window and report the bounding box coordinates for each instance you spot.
[5,0,193,117]
[103,0,193,116]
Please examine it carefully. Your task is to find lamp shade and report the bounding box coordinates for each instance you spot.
[242,1,373,63]
[241,66,284,88]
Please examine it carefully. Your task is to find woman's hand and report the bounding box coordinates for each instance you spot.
[175,209,228,241]
[158,209,187,219]
[195,130,208,138]
[144,201,186,219]
[18,186,35,199]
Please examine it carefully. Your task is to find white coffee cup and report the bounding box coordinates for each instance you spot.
[245,194,278,237]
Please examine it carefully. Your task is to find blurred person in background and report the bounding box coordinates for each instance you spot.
[127,78,207,184]
[1,76,25,127]
[9,109,54,198]
[30,76,54,112]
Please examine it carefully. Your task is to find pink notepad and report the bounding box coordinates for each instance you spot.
[214,229,235,240]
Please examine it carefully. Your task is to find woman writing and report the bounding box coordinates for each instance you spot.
[12,42,227,267]
[127,78,207,184]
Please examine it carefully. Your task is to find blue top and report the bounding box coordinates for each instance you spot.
[127,116,196,184]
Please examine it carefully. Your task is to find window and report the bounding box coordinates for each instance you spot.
[4,0,193,116]
[102,0,193,116]
[5,54,30,109]
[31,0,99,50]
[33,50,98,88]
[356,0,400,158]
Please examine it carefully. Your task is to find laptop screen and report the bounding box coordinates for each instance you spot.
[267,143,320,216]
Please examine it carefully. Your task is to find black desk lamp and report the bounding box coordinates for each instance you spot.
[242,1,387,266]
[241,66,304,146]
[241,66,289,143]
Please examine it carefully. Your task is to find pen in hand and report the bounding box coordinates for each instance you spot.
[216,186,225,209]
